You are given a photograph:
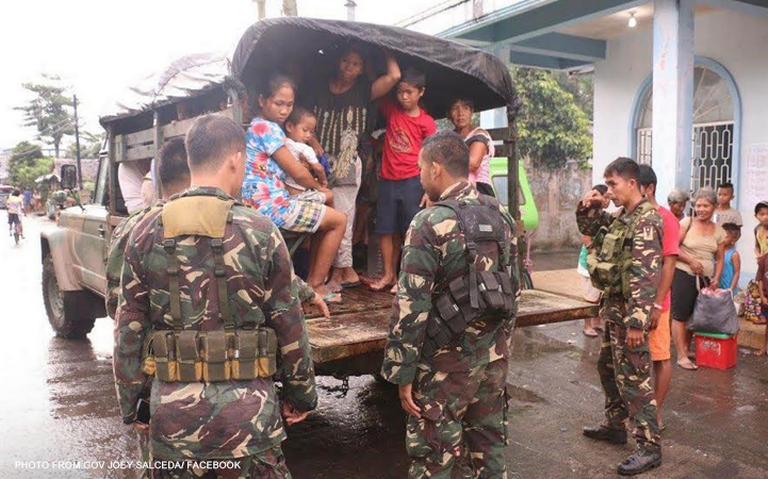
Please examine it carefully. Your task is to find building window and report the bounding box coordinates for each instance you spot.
[635,65,736,191]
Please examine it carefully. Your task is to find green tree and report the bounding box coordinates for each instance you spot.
[8,141,43,168]
[14,74,74,158]
[512,67,593,168]
[9,157,54,192]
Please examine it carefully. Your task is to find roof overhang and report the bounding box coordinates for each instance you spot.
[432,0,768,71]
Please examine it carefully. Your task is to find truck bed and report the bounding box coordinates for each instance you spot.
[304,288,598,364]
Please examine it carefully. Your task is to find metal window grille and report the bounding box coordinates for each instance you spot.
[637,128,653,165]
[634,121,733,190]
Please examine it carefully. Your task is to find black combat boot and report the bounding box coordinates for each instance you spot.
[617,446,662,476]
[582,425,628,444]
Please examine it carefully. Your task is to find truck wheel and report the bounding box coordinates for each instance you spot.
[42,256,98,339]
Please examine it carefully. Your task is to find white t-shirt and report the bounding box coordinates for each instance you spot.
[118,162,146,214]
[284,139,319,192]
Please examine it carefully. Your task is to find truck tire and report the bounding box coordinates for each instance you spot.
[42,256,99,339]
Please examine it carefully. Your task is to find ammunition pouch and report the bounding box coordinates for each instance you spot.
[141,327,278,383]
[586,202,655,299]
[423,270,516,357]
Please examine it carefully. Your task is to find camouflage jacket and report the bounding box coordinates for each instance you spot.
[107,204,315,316]
[106,205,161,317]
[114,186,317,460]
[381,182,518,385]
[576,198,663,330]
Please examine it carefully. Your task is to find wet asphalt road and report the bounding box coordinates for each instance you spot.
[1,216,767,479]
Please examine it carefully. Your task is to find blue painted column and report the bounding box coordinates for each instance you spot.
[652,0,694,204]
[482,44,510,129]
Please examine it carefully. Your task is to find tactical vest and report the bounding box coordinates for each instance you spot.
[422,198,518,358]
[586,201,656,299]
[140,193,278,383]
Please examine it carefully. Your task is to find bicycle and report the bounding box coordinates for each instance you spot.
[10,220,20,245]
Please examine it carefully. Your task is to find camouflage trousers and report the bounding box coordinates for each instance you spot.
[598,299,660,449]
[406,358,509,479]
[145,446,291,479]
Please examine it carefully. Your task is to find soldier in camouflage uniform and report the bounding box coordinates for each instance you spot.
[107,137,190,476]
[114,115,317,478]
[381,131,519,479]
[576,157,663,476]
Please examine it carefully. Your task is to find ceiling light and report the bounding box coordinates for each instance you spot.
[628,13,638,28]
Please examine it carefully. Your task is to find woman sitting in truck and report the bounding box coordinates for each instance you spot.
[446,97,495,197]
[242,74,346,300]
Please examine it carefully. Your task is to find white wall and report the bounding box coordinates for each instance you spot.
[593,9,768,284]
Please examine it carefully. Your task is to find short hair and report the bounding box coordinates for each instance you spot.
[722,222,741,233]
[285,106,316,127]
[12,189,20,196]
[399,68,426,90]
[638,164,657,188]
[447,98,474,115]
[667,188,689,204]
[692,187,717,205]
[420,130,469,178]
[592,184,608,195]
[717,182,734,191]
[755,201,768,215]
[157,137,190,190]
[185,114,245,174]
[603,157,640,182]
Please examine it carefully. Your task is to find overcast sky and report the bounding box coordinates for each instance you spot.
[0,0,441,151]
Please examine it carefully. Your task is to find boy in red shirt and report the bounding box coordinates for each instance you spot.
[368,69,437,292]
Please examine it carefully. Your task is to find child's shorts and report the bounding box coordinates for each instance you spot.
[649,310,671,361]
[292,189,326,204]
[375,176,424,235]
[282,199,327,234]
[581,275,602,304]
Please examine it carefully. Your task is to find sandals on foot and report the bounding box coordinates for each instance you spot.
[677,359,698,370]
[583,327,599,337]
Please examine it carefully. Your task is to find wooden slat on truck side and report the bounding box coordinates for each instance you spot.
[305,289,599,364]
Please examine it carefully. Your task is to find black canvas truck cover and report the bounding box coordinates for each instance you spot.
[231,17,521,120]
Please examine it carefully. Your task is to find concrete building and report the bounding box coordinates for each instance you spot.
[403,0,768,285]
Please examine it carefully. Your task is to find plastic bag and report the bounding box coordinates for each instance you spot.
[688,286,740,335]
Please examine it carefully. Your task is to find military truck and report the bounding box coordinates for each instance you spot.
[40,18,597,377]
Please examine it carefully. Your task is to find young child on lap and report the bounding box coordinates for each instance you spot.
[284,107,332,205]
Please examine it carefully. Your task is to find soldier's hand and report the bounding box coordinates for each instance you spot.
[281,402,309,425]
[649,308,661,331]
[134,422,149,432]
[581,190,604,209]
[398,383,421,418]
[420,194,431,208]
[311,292,331,318]
[626,327,646,348]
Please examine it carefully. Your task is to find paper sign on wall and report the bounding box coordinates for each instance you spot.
[744,144,768,206]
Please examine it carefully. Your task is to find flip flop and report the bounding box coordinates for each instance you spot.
[583,328,599,337]
[322,292,342,304]
[342,280,362,289]
[677,359,698,370]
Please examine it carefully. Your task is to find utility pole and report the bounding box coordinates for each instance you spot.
[73,94,83,189]
[255,0,266,20]
[345,0,357,21]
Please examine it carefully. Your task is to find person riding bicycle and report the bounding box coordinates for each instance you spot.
[7,189,25,239]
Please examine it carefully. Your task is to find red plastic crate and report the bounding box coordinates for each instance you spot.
[695,332,738,370]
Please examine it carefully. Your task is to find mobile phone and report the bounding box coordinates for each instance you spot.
[135,398,151,426]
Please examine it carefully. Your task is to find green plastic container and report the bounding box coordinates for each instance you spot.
[488,157,539,232]
[694,331,734,339]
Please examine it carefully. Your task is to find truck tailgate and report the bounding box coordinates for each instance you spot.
[305,289,598,364]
